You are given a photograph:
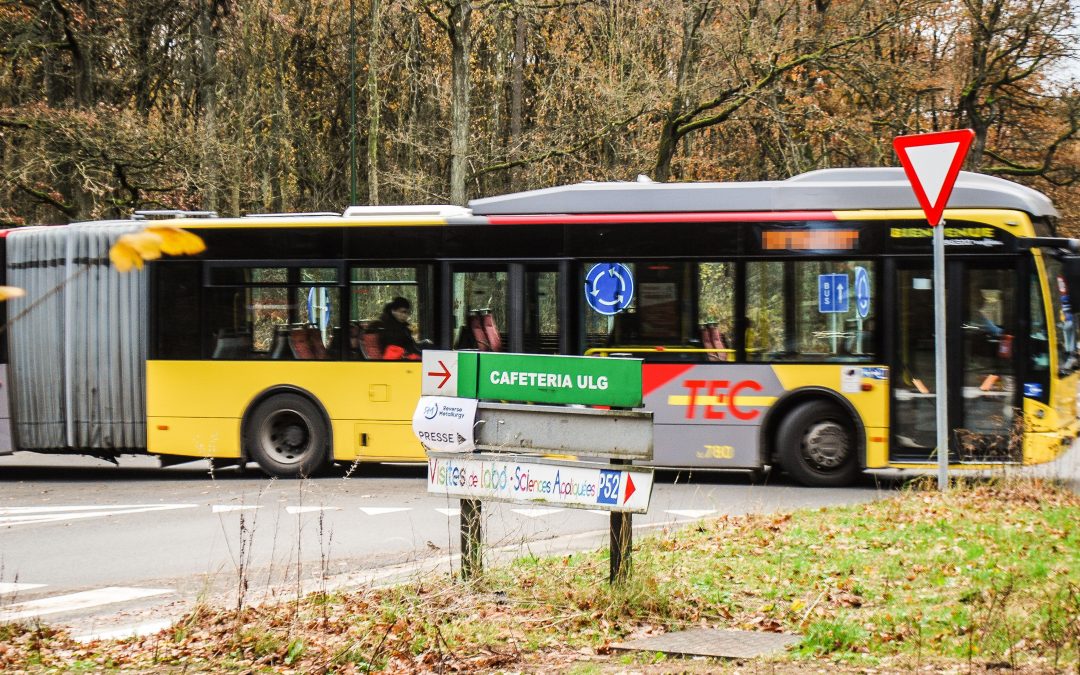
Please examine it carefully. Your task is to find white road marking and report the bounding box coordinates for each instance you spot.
[0,504,198,527]
[0,587,173,622]
[434,508,460,517]
[358,507,411,516]
[0,582,45,595]
[72,618,175,643]
[665,509,717,519]
[511,507,565,518]
[586,510,612,516]
[0,504,194,515]
[285,506,341,515]
[211,505,262,513]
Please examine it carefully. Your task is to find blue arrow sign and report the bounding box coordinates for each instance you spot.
[819,273,849,314]
[585,263,635,315]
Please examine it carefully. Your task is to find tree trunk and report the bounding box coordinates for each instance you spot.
[653,117,680,182]
[367,0,382,205]
[449,0,472,206]
[198,0,220,213]
[509,8,525,188]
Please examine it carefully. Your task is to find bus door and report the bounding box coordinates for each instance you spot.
[956,263,1022,460]
[446,262,568,354]
[892,260,1021,462]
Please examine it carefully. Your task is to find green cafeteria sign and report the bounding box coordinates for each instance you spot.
[422,351,643,408]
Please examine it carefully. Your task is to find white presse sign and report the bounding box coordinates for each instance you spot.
[412,396,477,452]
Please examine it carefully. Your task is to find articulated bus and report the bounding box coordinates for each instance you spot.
[2,168,1077,486]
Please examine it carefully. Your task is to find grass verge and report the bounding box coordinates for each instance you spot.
[1,477,1077,673]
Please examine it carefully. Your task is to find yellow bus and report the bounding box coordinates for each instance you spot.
[3,168,1077,485]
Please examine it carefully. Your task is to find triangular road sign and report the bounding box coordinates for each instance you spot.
[893,129,975,227]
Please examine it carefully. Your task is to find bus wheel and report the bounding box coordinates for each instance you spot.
[776,400,859,487]
[246,394,328,478]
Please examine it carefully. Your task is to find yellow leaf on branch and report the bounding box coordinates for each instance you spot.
[0,286,26,301]
[109,238,145,272]
[109,226,205,272]
[147,225,206,256]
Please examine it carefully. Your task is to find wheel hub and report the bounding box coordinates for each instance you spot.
[260,410,311,464]
[281,424,305,447]
[801,421,849,469]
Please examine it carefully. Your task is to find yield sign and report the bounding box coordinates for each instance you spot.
[893,129,975,227]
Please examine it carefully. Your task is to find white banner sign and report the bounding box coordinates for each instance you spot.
[427,453,653,513]
[412,396,478,453]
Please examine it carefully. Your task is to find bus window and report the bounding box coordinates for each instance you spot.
[697,263,735,361]
[300,268,340,352]
[746,261,785,359]
[584,261,734,361]
[583,263,636,350]
[152,261,201,359]
[349,266,433,360]
[205,267,287,359]
[524,268,560,354]
[961,268,1017,443]
[793,260,877,361]
[205,265,342,360]
[452,269,507,351]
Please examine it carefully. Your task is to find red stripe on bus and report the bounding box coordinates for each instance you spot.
[485,211,837,225]
[642,364,697,396]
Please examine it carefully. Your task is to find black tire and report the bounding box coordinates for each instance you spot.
[776,400,860,487]
[245,393,329,478]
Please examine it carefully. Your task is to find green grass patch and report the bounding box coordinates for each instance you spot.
[1,478,1077,672]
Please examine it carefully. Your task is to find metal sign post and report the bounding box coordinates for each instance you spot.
[932,222,949,491]
[894,129,976,492]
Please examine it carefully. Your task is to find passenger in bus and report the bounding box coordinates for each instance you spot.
[378,296,422,360]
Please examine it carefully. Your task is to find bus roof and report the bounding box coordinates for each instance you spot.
[469,168,1059,219]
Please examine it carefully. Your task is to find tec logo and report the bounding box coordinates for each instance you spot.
[682,379,762,420]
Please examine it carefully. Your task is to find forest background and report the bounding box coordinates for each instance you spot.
[1,0,1077,232]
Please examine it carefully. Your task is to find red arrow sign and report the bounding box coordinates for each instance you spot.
[427,360,452,389]
[893,129,975,227]
[623,474,636,503]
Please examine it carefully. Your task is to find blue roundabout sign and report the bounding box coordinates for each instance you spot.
[585,263,635,315]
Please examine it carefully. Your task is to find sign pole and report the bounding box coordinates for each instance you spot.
[894,128,975,493]
[460,498,483,580]
[609,510,632,584]
[609,459,632,584]
[933,222,949,490]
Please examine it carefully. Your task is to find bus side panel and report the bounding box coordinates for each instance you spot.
[643,364,782,468]
[0,364,12,455]
[771,365,890,468]
[334,420,418,462]
[643,363,889,469]
[146,360,424,461]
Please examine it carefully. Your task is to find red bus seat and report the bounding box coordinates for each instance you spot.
[469,312,490,351]
[288,327,313,359]
[481,312,503,352]
[360,320,384,359]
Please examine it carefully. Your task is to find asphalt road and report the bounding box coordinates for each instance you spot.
[0,453,918,640]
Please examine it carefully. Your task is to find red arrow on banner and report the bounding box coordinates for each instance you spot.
[427,360,452,389]
[623,474,636,503]
[893,129,975,227]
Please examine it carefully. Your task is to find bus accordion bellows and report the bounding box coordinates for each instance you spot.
[1,167,1076,486]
